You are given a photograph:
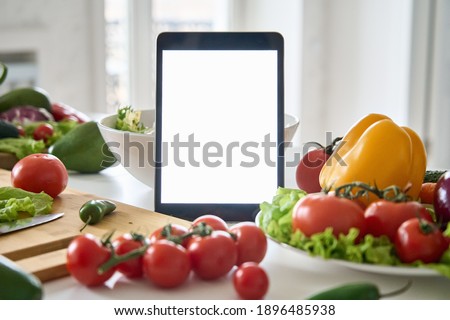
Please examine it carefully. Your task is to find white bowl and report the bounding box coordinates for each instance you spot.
[98,110,299,188]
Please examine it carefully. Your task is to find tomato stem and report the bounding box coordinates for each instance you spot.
[97,223,217,275]
[79,216,91,232]
[324,137,343,155]
[332,182,411,202]
[98,242,149,275]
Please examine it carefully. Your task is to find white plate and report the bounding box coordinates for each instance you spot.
[256,212,441,277]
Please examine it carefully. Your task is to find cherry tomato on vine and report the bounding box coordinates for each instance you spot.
[66,234,115,287]
[142,240,191,288]
[292,193,367,241]
[395,218,448,264]
[192,214,228,231]
[187,230,237,280]
[229,222,267,265]
[149,224,190,247]
[233,262,269,300]
[113,233,148,278]
[364,200,433,242]
[11,153,68,198]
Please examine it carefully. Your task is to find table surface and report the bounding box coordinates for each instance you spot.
[43,148,450,300]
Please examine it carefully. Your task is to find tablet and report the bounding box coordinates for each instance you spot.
[155,32,284,221]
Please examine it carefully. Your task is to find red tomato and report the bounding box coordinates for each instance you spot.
[149,224,190,247]
[113,233,148,278]
[192,214,228,231]
[292,193,367,241]
[295,148,329,193]
[229,222,267,265]
[187,230,237,280]
[142,240,191,288]
[364,200,432,242]
[66,234,115,287]
[11,153,68,198]
[395,218,447,264]
[233,262,269,300]
[33,123,54,143]
[51,102,90,123]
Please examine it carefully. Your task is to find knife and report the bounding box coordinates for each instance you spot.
[0,212,64,235]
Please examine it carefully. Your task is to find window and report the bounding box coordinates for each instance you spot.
[104,0,230,113]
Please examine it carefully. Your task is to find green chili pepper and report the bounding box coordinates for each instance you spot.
[79,199,116,232]
[307,281,412,300]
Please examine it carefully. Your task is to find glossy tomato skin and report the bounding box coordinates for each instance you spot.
[292,193,367,241]
[233,262,269,300]
[295,148,329,193]
[113,233,148,278]
[66,234,115,287]
[142,240,191,288]
[434,171,450,229]
[11,153,68,198]
[187,230,237,280]
[229,222,267,265]
[192,214,228,231]
[33,123,54,143]
[149,224,190,247]
[51,102,90,123]
[395,218,447,264]
[364,200,433,242]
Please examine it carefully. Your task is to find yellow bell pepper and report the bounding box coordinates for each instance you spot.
[319,113,427,205]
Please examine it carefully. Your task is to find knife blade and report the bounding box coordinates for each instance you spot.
[0,212,64,235]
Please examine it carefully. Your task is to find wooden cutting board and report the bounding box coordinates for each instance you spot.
[0,169,190,282]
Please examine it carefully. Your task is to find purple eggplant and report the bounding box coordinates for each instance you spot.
[434,171,450,229]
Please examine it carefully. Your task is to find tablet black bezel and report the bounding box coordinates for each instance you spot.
[155,32,284,221]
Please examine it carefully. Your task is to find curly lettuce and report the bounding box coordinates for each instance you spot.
[0,187,53,222]
[259,187,450,279]
[115,106,151,133]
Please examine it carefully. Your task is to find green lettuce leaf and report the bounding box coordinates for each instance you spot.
[0,187,53,222]
[0,138,45,159]
[259,188,450,279]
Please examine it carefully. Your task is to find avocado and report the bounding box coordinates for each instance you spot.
[49,121,117,173]
[0,87,52,113]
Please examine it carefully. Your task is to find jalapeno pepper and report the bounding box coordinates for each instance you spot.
[79,199,116,232]
[307,281,412,300]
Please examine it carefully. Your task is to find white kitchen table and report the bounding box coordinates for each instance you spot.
[43,147,450,300]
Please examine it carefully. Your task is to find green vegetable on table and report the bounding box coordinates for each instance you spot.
[307,281,412,300]
[0,87,52,113]
[79,199,117,232]
[259,187,450,279]
[116,106,151,133]
[0,255,43,300]
[49,121,116,173]
[23,119,79,147]
[0,137,46,159]
[0,186,53,222]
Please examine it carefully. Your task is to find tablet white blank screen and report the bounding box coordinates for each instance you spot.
[160,50,278,204]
